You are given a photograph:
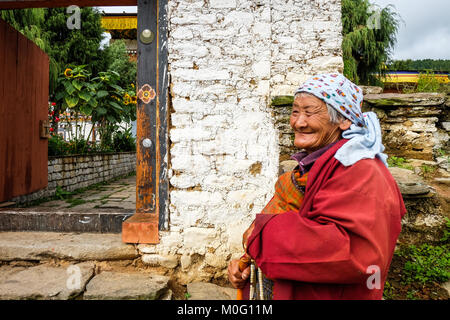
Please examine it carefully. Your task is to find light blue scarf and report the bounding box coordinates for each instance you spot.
[295,73,388,167]
[335,111,388,167]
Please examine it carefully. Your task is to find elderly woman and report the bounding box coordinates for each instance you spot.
[228,73,406,300]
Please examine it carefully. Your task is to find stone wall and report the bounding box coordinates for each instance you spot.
[272,92,450,162]
[363,93,449,161]
[11,152,136,204]
[137,0,344,283]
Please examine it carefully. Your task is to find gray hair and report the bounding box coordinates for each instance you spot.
[294,92,347,125]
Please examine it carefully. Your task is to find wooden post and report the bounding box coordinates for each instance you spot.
[122,0,169,244]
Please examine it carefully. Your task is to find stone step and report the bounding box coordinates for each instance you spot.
[0,231,137,262]
[84,271,170,300]
[0,263,171,300]
[186,282,237,300]
[0,209,132,233]
[0,262,95,300]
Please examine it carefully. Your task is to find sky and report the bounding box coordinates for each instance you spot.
[97,0,450,61]
[370,0,450,60]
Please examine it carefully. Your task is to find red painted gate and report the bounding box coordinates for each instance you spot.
[0,18,49,202]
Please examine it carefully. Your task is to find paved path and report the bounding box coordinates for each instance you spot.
[28,175,137,212]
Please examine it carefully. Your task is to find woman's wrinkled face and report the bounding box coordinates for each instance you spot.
[290,94,344,153]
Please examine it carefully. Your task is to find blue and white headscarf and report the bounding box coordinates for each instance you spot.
[294,73,388,167]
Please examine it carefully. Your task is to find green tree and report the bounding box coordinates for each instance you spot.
[342,0,400,85]
[0,8,46,49]
[43,7,107,93]
[388,59,413,71]
[102,39,137,89]
[1,7,107,94]
[388,59,450,72]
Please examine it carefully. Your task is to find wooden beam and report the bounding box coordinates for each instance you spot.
[0,0,136,10]
[122,0,169,244]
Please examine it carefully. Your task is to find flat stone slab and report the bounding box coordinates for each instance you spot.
[0,262,94,300]
[364,93,446,107]
[187,282,237,300]
[0,232,138,261]
[388,167,425,185]
[398,182,431,196]
[84,271,169,300]
[434,178,450,186]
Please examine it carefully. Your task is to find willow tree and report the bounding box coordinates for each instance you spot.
[1,7,106,94]
[1,9,60,91]
[341,0,400,85]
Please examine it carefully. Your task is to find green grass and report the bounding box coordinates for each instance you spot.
[387,156,414,170]
[384,218,450,299]
[65,198,87,208]
[393,218,450,286]
[396,243,450,285]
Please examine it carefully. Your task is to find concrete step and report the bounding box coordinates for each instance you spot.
[0,231,137,262]
[0,209,132,233]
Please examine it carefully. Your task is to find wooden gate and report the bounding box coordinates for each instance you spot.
[0,18,49,202]
[0,0,169,244]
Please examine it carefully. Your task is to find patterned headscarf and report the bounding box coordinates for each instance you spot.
[294,73,388,167]
[294,73,366,128]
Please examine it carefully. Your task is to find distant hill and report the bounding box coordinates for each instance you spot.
[388,59,450,73]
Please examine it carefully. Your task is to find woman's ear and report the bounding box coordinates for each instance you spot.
[339,119,352,131]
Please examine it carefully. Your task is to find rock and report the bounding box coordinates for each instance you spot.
[388,167,424,185]
[436,157,449,171]
[434,178,450,186]
[398,183,431,197]
[84,272,169,300]
[187,282,236,300]
[0,232,138,262]
[364,93,446,107]
[0,265,26,284]
[442,122,450,131]
[279,160,298,175]
[442,281,450,297]
[360,86,383,95]
[141,254,179,268]
[0,262,94,300]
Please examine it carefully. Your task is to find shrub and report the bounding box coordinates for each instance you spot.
[397,244,450,285]
[112,127,136,152]
[416,71,442,92]
[48,134,69,156]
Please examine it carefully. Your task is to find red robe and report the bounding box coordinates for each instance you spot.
[247,139,406,300]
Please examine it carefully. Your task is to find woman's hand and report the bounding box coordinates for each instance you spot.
[228,255,251,289]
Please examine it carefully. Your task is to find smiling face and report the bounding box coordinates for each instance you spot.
[290,94,351,153]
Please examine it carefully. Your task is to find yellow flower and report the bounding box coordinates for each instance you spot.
[64,68,73,78]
